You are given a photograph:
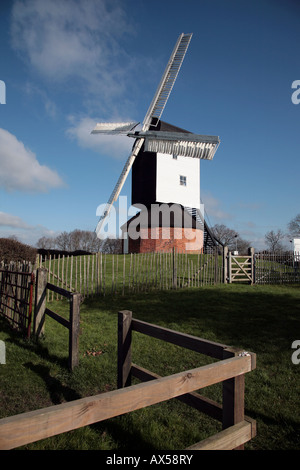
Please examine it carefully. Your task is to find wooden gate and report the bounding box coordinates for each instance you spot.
[225,248,255,284]
[0,268,35,337]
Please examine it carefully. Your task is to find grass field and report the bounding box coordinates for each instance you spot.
[0,283,300,450]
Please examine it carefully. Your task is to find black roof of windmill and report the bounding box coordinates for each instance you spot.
[91,33,221,248]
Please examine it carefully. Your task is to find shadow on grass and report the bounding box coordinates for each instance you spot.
[96,284,300,355]
[23,362,81,405]
[0,326,70,370]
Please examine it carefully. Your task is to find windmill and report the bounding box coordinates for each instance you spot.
[91,33,220,252]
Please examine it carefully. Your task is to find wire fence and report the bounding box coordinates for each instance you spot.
[254,251,300,284]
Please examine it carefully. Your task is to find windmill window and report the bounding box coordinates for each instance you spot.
[180,175,187,186]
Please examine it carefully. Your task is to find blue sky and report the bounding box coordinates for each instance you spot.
[0,0,299,250]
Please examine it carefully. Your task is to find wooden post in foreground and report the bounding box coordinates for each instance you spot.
[69,293,81,370]
[222,347,248,450]
[33,268,47,337]
[118,310,132,388]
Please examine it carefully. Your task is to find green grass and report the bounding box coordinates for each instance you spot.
[1,284,300,450]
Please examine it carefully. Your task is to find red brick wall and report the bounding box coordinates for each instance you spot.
[125,227,203,253]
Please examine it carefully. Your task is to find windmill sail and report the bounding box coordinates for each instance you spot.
[94,33,193,236]
[95,138,144,236]
[91,122,139,134]
[142,33,193,130]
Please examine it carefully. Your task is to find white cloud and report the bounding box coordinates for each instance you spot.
[0,128,64,192]
[23,82,58,118]
[66,116,134,160]
[0,211,58,246]
[11,0,134,102]
[0,212,31,229]
[201,191,232,222]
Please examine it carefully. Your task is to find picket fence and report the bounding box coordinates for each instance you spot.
[37,249,223,299]
[35,248,300,299]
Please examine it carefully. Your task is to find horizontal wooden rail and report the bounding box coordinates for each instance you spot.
[45,308,70,329]
[0,354,253,450]
[186,417,256,450]
[46,282,72,299]
[0,269,33,276]
[131,363,223,421]
[131,318,226,359]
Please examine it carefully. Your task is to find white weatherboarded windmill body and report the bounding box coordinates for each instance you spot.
[92,33,221,253]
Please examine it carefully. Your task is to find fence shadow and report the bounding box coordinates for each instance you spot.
[23,362,81,405]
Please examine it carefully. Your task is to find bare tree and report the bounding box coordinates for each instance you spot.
[288,214,300,237]
[69,229,102,252]
[211,223,252,253]
[101,238,122,254]
[37,236,55,249]
[265,229,285,252]
[55,231,71,250]
[212,224,238,247]
[53,229,102,252]
[236,237,251,254]
[69,229,82,251]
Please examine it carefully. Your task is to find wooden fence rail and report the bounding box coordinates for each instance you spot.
[117,310,257,450]
[0,311,256,450]
[33,268,81,370]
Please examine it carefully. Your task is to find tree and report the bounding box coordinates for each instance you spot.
[288,214,300,237]
[37,236,55,249]
[236,237,251,254]
[68,230,102,252]
[100,237,122,254]
[211,223,252,253]
[211,224,238,247]
[55,231,71,250]
[264,229,285,252]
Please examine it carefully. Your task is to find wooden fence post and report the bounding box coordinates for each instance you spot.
[222,347,246,450]
[118,310,132,388]
[223,246,228,284]
[69,293,81,370]
[248,247,255,284]
[172,248,177,289]
[228,251,232,284]
[214,247,219,284]
[33,268,47,337]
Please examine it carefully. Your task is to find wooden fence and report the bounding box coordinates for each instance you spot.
[36,248,300,297]
[0,311,256,450]
[118,310,256,450]
[34,268,81,370]
[37,248,223,299]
